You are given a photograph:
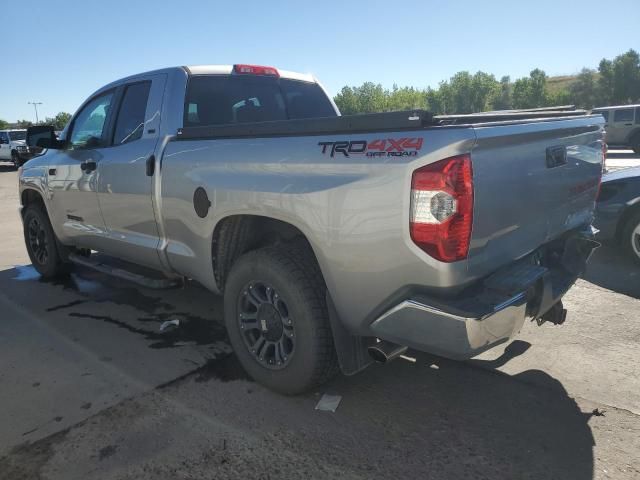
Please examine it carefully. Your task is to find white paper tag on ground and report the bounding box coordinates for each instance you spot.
[315,394,342,412]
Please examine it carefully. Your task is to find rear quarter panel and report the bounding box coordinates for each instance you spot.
[160,127,476,334]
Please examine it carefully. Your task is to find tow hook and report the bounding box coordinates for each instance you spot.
[536,300,567,326]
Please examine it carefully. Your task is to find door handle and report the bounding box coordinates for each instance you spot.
[81,161,96,172]
[546,146,567,168]
[624,123,633,126]
[146,155,155,176]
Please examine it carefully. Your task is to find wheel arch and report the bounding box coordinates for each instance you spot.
[626,128,640,145]
[21,188,47,214]
[211,214,320,294]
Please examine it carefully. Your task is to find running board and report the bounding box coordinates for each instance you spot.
[68,253,181,289]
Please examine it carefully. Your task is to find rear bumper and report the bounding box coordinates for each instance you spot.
[370,227,599,360]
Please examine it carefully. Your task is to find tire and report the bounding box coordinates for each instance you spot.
[223,243,338,395]
[22,204,70,278]
[631,134,640,156]
[11,151,21,168]
[621,210,640,265]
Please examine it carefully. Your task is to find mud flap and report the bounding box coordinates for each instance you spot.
[326,292,374,376]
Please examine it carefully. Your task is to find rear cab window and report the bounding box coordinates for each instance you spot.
[184,75,336,127]
[636,107,640,124]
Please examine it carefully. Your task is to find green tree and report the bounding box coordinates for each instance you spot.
[528,69,549,107]
[611,49,640,103]
[0,119,9,129]
[333,49,640,116]
[512,77,532,109]
[470,72,500,112]
[333,86,361,115]
[493,76,513,110]
[15,120,33,128]
[569,68,597,109]
[597,58,614,105]
[42,112,72,130]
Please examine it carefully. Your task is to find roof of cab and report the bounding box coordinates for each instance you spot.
[185,64,316,83]
[592,104,640,111]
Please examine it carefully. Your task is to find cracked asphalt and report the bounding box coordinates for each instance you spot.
[0,152,639,479]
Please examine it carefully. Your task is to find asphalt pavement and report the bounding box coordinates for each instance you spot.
[0,152,639,479]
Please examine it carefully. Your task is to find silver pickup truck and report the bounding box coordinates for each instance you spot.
[21,64,604,394]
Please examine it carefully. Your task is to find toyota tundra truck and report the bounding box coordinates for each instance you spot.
[21,64,604,394]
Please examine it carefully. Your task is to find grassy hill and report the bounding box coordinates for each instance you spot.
[546,75,578,94]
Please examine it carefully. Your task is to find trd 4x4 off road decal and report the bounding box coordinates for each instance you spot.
[318,138,424,157]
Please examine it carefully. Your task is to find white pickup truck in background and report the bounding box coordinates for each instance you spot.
[0,129,32,167]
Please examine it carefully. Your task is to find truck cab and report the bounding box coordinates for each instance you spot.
[592,105,640,153]
[0,129,32,167]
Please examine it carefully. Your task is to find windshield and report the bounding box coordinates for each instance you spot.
[9,131,26,141]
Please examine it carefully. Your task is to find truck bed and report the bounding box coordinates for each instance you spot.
[176,107,590,140]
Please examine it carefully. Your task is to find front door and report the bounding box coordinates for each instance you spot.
[95,74,167,269]
[607,107,634,145]
[46,90,116,249]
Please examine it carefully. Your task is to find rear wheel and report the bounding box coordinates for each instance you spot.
[11,151,20,168]
[223,243,338,394]
[631,134,640,155]
[621,210,640,265]
[23,204,70,278]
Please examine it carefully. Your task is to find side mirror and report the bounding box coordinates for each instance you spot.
[27,125,64,149]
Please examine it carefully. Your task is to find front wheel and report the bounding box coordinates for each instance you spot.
[23,204,70,278]
[223,244,338,395]
[11,151,21,168]
[621,210,640,265]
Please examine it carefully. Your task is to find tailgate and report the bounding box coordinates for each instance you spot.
[467,115,604,276]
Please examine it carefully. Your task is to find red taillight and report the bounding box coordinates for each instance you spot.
[410,154,473,262]
[233,64,279,77]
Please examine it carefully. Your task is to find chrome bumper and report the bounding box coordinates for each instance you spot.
[370,227,599,360]
[370,293,527,360]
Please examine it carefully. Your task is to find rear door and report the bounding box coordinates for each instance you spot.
[608,107,634,144]
[95,74,166,269]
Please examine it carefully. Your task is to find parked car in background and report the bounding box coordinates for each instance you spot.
[591,105,640,154]
[0,129,33,167]
[595,166,640,263]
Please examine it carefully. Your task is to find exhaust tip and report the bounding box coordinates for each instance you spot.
[368,346,389,364]
[367,341,408,364]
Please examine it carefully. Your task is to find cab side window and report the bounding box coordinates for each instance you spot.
[635,107,640,125]
[613,108,633,123]
[113,82,151,145]
[0,132,8,144]
[69,91,115,149]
